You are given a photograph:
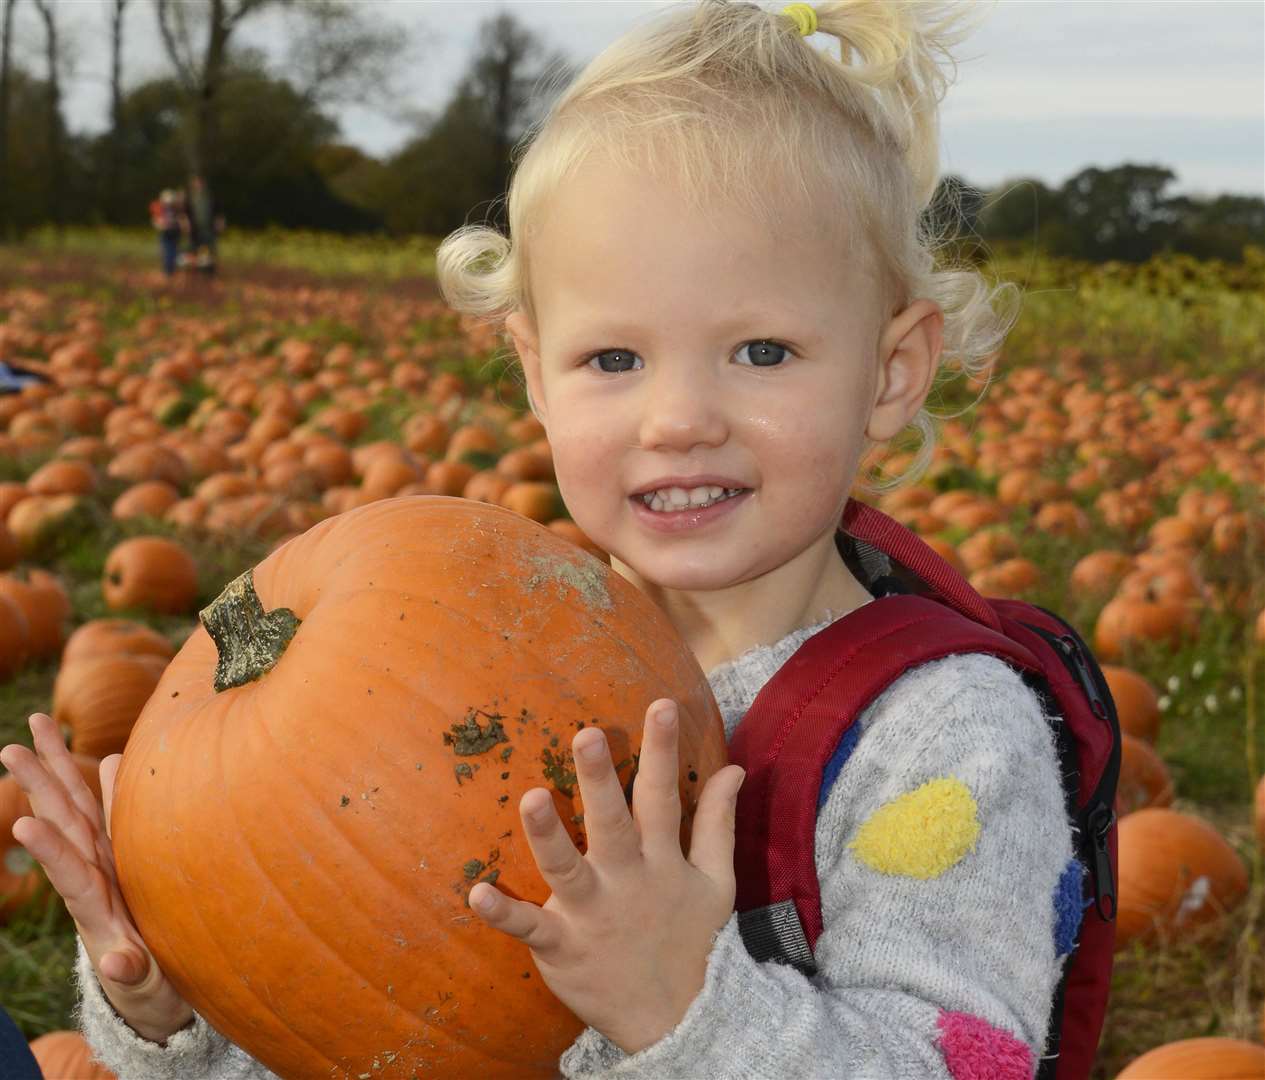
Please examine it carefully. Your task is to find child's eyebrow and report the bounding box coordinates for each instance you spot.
[561,307,803,343]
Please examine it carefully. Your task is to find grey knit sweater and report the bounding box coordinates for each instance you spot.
[75,602,1074,1080]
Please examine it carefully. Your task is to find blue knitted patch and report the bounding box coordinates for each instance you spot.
[818,722,863,810]
[1053,858,1086,956]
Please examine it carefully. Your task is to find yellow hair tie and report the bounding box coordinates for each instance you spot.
[782,2,818,37]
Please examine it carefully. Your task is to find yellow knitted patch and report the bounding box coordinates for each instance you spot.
[846,776,981,879]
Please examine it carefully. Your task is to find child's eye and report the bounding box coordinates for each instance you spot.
[582,340,792,374]
[736,340,792,367]
[584,349,641,374]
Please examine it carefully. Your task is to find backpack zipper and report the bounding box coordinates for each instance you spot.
[1023,609,1122,923]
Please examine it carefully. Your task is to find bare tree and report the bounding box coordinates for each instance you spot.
[152,0,405,189]
[30,0,64,233]
[453,12,575,223]
[104,0,130,219]
[0,0,19,240]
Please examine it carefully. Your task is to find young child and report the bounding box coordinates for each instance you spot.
[2,3,1072,1077]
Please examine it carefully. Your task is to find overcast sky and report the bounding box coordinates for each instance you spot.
[20,0,1265,198]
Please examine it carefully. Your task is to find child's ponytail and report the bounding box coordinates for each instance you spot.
[809,0,982,211]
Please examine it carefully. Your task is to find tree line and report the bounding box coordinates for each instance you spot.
[1,0,1260,264]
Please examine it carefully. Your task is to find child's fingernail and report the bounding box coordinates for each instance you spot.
[578,730,607,761]
[471,888,497,914]
[654,702,677,728]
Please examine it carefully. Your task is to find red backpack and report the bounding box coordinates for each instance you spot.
[728,498,1120,1080]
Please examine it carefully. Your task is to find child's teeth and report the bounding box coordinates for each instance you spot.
[642,486,742,512]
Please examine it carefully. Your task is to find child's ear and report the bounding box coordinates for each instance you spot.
[504,311,548,429]
[865,299,944,444]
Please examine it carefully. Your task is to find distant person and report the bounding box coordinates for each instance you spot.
[149,189,182,278]
[186,174,225,277]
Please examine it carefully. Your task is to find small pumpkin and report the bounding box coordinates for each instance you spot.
[54,652,171,758]
[1094,594,1197,663]
[501,481,567,523]
[1115,808,1249,949]
[1115,1036,1265,1079]
[0,592,30,680]
[26,457,98,496]
[1101,666,1161,744]
[62,619,176,666]
[0,570,71,661]
[28,1029,119,1079]
[1116,733,1173,816]
[1069,550,1133,599]
[103,536,200,615]
[112,480,182,521]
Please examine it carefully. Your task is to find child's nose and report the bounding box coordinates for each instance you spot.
[635,361,729,450]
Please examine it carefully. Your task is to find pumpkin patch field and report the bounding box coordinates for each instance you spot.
[1,245,1263,1078]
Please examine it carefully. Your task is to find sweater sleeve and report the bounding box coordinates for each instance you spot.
[559,653,1076,1080]
[73,936,283,1080]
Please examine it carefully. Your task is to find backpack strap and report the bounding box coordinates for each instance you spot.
[841,499,1002,630]
[728,593,1045,973]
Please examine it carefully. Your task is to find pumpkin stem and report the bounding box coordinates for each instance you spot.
[199,569,301,693]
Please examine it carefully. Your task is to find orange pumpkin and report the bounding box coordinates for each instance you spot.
[28,1029,119,1079]
[1069,550,1133,598]
[0,569,71,661]
[1115,1037,1265,1079]
[1115,808,1249,949]
[5,493,87,556]
[26,457,98,496]
[1116,733,1173,816]
[0,518,17,571]
[1094,594,1197,662]
[0,592,30,680]
[496,448,555,483]
[1101,666,1161,744]
[956,528,1018,573]
[54,652,171,758]
[62,619,176,666]
[103,536,200,615]
[463,469,515,506]
[111,496,727,1079]
[967,557,1039,599]
[501,481,567,523]
[112,480,182,521]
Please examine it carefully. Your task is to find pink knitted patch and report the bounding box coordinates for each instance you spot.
[935,1010,1034,1080]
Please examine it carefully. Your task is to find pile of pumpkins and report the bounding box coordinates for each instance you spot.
[0,334,606,573]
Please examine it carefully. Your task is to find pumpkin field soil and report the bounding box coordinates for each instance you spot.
[1,247,1263,1079]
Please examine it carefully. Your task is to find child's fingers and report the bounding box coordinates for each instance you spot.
[468,883,564,955]
[518,788,597,902]
[98,946,153,988]
[570,727,640,864]
[31,713,104,834]
[684,765,746,885]
[10,815,123,944]
[631,700,684,861]
[5,731,97,867]
[100,755,122,842]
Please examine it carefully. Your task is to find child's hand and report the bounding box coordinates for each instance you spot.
[469,699,745,1055]
[1,713,194,1045]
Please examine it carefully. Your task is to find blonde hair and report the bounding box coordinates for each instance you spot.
[436,0,1020,495]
